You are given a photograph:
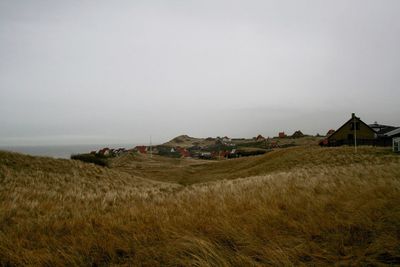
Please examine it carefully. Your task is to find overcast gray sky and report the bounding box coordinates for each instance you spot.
[1,0,399,146]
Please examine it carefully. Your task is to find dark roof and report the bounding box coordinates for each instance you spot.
[377,126,398,135]
[292,130,304,137]
[328,115,375,140]
[372,126,397,134]
[385,127,400,137]
[368,121,399,135]
[369,123,394,128]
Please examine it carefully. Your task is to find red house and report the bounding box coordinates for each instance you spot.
[176,147,191,157]
[135,146,147,154]
[279,132,286,138]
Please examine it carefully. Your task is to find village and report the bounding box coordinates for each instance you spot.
[78,113,400,165]
[86,132,311,161]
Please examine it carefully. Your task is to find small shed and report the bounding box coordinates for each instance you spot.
[393,137,400,153]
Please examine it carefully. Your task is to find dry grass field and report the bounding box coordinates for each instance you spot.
[1,146,399,266]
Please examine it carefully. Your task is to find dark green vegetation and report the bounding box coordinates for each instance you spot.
[71,153,110,167]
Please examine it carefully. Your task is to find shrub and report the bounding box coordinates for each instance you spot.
[71,153,109,167]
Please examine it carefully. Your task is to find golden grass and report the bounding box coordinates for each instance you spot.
[112,146,398,185]
[0,147,399,266]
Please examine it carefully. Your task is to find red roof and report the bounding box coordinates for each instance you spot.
[176,147,191,157]
[135,146,147,154]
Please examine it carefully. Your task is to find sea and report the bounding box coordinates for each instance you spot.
[0,144,137,159]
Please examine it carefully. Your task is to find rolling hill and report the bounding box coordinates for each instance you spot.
[0,146,399,266]
[161,134,214,148]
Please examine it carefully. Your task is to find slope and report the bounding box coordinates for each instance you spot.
[0,147,399,266]
[111,146,399,185]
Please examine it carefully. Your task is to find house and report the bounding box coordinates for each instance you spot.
[199,152,213,160]
[98,148,110,156]
[279,132,286,138]
[114,148,126,156]
[228,149,239,158]
[176,147,191,157]
[326,113,376,146]
[135,146,147,154]
[364,122,400,146]
[369,122,397,136]
[215,136,233,146]
[269,140,279,148]
[218,151,230,159]
[256,134,265,141]
[379,127,400,147]
[319,139,329,146]
[222,136,231,143]
[291,130,304,138]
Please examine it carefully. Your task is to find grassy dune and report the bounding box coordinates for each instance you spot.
[112,146,397,185]
[0,147,399,266]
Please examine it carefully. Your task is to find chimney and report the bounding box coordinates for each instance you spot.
[352,113,355,119]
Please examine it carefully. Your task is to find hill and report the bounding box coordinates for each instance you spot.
[162,135,324,149]
[161,134,216,148]
[1,147,400,266]
[111,146,397,185]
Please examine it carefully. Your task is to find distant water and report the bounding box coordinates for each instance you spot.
[0,144,137,159]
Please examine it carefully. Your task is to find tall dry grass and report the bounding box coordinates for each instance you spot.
[112,146,399,185]
[0,147,399,266]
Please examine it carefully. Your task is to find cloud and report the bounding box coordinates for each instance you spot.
[1,0,400,145]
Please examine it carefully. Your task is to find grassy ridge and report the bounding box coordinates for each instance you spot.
[111,146,397,185]
[0,147,399,266]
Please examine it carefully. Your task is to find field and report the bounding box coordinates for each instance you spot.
[0,146,400,266]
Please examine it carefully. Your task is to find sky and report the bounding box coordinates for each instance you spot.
[1,0,400,146]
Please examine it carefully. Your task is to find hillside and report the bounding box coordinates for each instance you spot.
[161,134,215,148]
[1,147,400,266]
[161,135,324,150]
[111,146,398,185]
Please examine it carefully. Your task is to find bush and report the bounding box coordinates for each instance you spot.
[156,146,182,158]
[236,150,267,157]
[71,154,109,167]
